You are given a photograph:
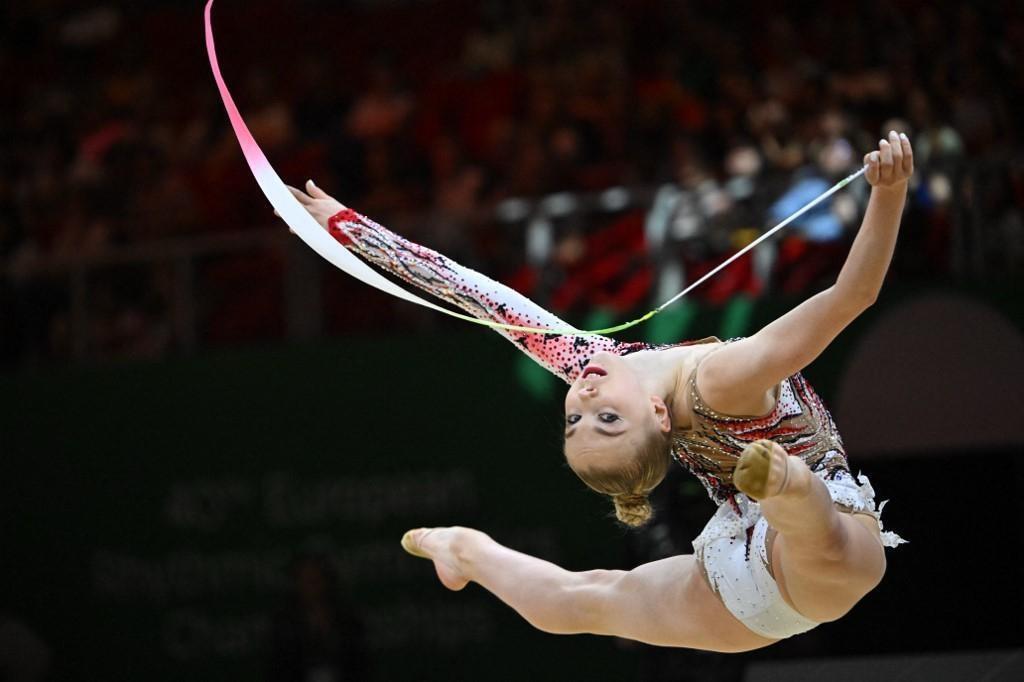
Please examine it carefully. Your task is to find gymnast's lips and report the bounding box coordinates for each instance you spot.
[581,365,607,379]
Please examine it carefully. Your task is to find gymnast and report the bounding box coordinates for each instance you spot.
[286,131,912,652]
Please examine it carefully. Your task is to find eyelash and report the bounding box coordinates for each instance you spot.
[567,413,620,425]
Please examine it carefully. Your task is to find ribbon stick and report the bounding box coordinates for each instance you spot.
[204,0,864,336]
[653,166,866,315]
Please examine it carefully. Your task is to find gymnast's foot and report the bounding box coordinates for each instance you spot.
[401,527,470,591]
[734,439,808,500]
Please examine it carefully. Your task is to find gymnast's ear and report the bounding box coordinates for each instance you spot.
[650,396,672,434]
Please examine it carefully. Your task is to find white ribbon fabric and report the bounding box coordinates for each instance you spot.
[204,0,865,337]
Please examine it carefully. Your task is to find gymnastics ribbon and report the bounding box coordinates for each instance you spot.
[204,0,865,336]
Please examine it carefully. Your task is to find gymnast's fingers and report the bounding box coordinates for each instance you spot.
[306,179,331,200]
[899,132,914,177]
[864,151,880,185]
[286,185,313,205]
[888,130,903,174]
[878,138,894,184]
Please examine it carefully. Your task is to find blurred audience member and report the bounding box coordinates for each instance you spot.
[2,0,1020,365]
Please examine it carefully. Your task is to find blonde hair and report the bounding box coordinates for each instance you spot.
[568,428,671,527]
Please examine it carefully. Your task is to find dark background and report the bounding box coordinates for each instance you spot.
[2,1,1023,680]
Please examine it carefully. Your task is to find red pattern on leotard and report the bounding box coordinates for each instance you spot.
[673,367,852,505]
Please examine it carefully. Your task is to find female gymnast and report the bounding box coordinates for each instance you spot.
[286,131,912,652]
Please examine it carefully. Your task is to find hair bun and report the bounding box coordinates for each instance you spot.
[613,493,653,527]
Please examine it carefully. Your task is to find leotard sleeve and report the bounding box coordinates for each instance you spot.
[326,208,636,383]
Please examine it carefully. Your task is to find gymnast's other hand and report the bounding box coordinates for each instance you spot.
[863,130,913,190]
[283,179,346,230]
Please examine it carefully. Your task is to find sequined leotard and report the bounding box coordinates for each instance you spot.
[672,356,852,507]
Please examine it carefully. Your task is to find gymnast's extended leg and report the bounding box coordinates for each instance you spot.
[733,440,887,623]
[400,527,776,652]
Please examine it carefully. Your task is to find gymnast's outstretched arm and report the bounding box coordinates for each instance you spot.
[287,181,628,383]
[697,132,914,413]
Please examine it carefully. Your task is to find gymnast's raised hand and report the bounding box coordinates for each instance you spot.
[286,180,345,227]
[286,132,913,652]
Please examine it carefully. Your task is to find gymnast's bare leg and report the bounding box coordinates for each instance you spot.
[400,456,887,650]
[696,130,913,624]
[401,527,778,652]
[734,440,886,623]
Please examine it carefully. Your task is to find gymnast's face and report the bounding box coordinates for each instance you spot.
[563,352,668,470]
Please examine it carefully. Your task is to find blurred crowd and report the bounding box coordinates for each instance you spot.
[2,0,1022,365]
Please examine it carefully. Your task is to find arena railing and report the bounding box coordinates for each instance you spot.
[1,160,982,365]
